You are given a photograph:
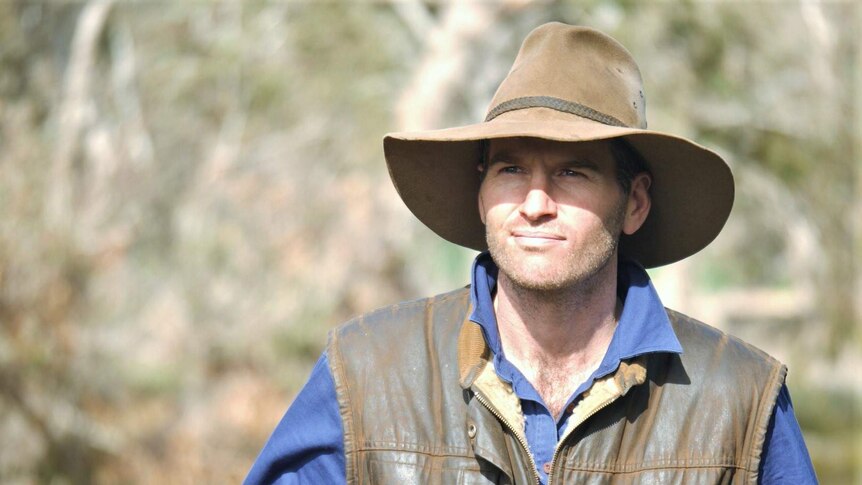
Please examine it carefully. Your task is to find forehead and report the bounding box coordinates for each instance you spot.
[487,137,615,166]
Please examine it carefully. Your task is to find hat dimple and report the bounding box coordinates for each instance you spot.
[488,24,645,129]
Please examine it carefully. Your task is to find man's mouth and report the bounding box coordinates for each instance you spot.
[510,230,565,245]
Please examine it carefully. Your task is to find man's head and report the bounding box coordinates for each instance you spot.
[477,137,651,291]
[383,23,734,268]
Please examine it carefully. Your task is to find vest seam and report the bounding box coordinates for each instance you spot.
[423,293,444,450]
[356,448,473,458]
[561,458,749,472]
[743,359,787,483]
[354,441,471,454]
[365,457,487,473]
[561,463,750,474]
[328,325,359,485]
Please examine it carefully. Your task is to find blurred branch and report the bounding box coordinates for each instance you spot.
[110,17,154,169]
[395,2,502,131]
[0,366,53,444]
[391,0,434,43]
[47,0,114,230]
[0,363,122,473]
[196,3,246,188]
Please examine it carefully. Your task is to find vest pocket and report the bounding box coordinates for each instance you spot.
[458,465,501,485]
[364,453,500,484]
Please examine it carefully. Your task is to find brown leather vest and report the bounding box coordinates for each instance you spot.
[327,287,785,485]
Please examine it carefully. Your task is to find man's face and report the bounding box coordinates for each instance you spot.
[478,137,639,292]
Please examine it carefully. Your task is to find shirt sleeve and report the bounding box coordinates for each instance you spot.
[758,383,818,484]
[244,352,346,485]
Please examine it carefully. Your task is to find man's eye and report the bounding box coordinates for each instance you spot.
[560,169,584,177]
[499,166,523,174]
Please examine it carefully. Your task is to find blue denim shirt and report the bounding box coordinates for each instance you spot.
[245,253,817,484]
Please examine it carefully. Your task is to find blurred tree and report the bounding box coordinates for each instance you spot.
[0,1,857,482]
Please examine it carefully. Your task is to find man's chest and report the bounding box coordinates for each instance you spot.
[509,354,604,419]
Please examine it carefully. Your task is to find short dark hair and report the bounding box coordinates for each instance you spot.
[609,138,650,196]
[477,138,650,194]
[477,140,487,183]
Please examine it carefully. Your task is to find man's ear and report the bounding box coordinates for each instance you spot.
[478,193,486,225]
[622,173,651,235]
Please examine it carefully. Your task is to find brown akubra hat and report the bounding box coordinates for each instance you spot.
[383,22,733,268]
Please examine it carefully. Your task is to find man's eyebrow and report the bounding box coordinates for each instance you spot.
[561,159,600,171]
[487,151,521,164]
[487,152,601,171]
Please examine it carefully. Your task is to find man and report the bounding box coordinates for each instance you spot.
[246,23,816,484]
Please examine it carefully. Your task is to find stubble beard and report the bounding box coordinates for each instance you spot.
[486,197,627,298]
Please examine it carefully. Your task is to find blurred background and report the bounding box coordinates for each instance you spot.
[0,1,859,483]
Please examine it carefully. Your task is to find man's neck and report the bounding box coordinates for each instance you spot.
[493,259,620,418]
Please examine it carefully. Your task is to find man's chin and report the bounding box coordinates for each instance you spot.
[493,249,618,294]
[499,262,570,291]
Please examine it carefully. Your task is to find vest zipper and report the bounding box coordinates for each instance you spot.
[474,390,542,485]
[546,393,619,485]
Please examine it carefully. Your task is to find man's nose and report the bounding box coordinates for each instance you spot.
[519,176,557,221]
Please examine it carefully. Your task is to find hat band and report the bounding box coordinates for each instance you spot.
[484,95,627,127]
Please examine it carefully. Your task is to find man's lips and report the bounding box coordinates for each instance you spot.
[510,230,565,241]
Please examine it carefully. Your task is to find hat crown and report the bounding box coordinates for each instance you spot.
[488,23,647,129]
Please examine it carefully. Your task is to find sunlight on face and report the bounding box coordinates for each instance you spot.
[478,137,628,292]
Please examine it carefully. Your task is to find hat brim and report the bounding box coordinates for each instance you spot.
[383,110,733,268]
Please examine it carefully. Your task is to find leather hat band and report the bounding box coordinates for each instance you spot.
[484,95,627,127]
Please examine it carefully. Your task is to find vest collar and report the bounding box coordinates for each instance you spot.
[458,317,647,394]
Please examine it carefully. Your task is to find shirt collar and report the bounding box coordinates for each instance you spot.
[468,251,682,376]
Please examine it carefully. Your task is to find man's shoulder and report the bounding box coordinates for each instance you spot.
[664,307,784,375]
[325,286,471,387]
